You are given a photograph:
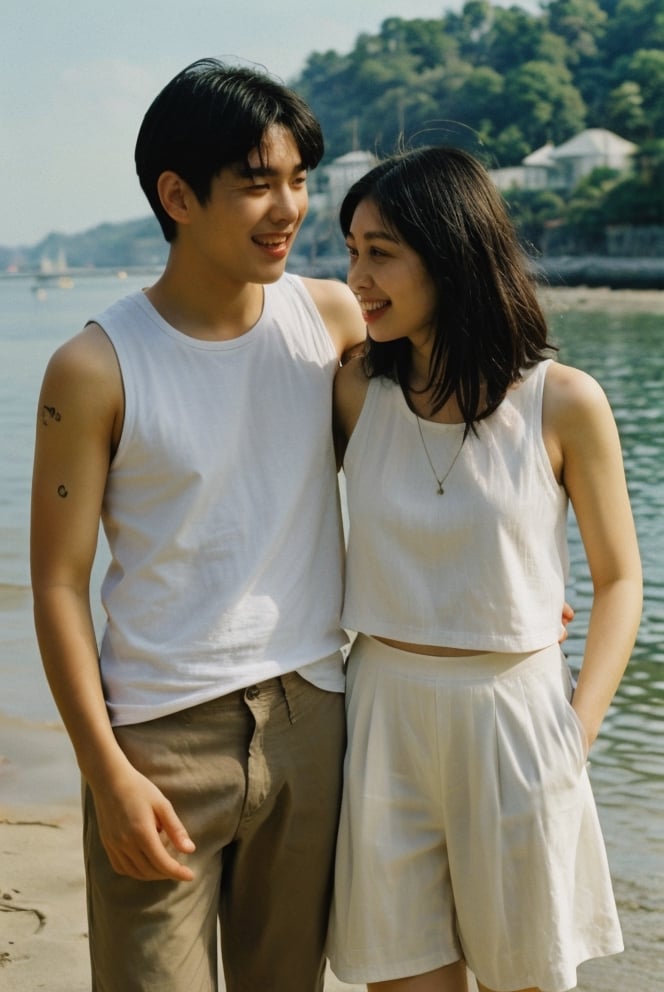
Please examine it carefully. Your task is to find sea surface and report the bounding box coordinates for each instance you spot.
[0,273,662,989]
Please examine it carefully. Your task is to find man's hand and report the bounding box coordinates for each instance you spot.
[92,767,196,882]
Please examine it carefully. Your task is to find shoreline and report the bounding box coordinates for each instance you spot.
[537,283,664,314]
[1,799,657,992]
[533,255,664,293]
[299,255,664,293]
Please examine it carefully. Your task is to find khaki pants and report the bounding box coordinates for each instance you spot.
[84,672,346,992]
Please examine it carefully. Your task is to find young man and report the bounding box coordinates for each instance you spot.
[31,59,365,992]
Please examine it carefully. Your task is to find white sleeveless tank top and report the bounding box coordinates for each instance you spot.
[94,274,347,725]
[341,361,569,650]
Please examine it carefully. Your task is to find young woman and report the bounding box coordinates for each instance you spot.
[327,147,642,992]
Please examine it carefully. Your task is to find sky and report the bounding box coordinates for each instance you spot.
[3,0,537,247]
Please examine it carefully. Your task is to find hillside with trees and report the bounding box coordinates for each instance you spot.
[294,0,664,263]
[3,0,662,281]
[295,0,664,164]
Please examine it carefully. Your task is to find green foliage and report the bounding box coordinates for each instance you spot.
[7,1,664,261]
[602,140,664,223]
[483,7,553,72]
[502,60,587,149]
[490,125,532,167]
[545,0,608,64]
[503,188,568,251]
[294,0,663,165]
[602,0,664,62]
[623,50,664,137]
[565,165,623,240]
[292,0,664,252]
[606,80,647,139]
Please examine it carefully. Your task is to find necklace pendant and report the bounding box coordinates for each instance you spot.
[414,412,464,498]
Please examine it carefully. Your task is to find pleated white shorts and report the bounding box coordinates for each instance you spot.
[327,636,623,992]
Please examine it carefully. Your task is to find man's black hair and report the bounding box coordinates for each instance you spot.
[135,58,324,241]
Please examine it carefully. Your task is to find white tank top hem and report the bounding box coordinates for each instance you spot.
[92,274,347,725]
[341,361,569,651]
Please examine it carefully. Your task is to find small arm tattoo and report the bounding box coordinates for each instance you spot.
[41,405,62,426]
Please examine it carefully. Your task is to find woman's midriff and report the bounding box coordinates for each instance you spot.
[373,635,494,657]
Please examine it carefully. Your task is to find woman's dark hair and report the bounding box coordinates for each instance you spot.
[339,146,556,428]
[135,58,324,241]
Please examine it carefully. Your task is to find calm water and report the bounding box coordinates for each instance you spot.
[550,302,664,931]
[1,274,152,721]
[1,275,662,987]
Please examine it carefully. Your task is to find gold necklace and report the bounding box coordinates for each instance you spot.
[414,414,465,495]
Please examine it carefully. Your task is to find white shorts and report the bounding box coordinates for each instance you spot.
[327,636,623,992]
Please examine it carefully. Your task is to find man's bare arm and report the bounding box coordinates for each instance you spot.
[31,325,195,881]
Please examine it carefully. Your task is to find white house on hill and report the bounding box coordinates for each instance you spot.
[325,150,378,207]
[490,128,637,193]
[548,128,637,187]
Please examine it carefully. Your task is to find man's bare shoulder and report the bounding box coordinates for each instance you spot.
[48,322,116,370]
[300,275,365,359]
[300,274,350,300]
[42,323,122,411]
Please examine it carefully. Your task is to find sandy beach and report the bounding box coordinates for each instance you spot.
[2,652,660,992]
[1,743,657,992]
[3,729,660,992]
[1,286,662,992]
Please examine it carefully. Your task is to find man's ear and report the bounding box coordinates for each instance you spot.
[156,171,193,226]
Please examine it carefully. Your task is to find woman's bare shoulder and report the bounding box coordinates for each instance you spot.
[543,360,611,427]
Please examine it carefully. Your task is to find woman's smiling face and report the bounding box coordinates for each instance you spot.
[345,197,438,351]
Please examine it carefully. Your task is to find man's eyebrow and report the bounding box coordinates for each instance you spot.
[237,162,307,179]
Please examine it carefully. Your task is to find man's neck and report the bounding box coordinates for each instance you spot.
[145,254,266,342]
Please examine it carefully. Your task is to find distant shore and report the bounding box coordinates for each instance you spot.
[4,256,664,294]
[533,255,664,292]
[538,283,664,314]
[296,254,664,292]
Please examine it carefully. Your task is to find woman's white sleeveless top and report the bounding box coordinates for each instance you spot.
[341,361,569,650]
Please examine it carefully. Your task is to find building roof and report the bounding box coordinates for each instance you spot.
[329,151,377,168]
[549,128,637,160]
[523,142,555,167]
